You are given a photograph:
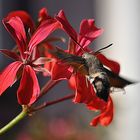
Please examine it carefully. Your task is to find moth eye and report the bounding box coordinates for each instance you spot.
[82,54,85,58]
[82,53,87,58]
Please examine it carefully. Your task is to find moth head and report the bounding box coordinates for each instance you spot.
[82,52,96,59]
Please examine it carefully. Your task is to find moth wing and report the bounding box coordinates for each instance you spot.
[65,60,88,75]
[49,47,88,75]
[104,68,134,88]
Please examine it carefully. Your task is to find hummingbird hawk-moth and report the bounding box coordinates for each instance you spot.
[49,44,134,102]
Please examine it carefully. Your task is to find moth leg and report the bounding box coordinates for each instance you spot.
[77,64,85,71]
[85,76,89,88]
[110,87,126,94]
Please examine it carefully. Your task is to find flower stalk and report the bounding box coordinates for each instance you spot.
[0,107,28,135]
[39,79,59,98]
[31,94,75,112]
[0,92,74,135]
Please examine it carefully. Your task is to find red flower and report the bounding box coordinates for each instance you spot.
[5,10,35,34]
[0,11,60,105]
[69,73,114,126]
[5,8,50,33]
[44,10,120,126]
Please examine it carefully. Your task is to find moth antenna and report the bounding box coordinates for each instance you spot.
[93,43,113,55]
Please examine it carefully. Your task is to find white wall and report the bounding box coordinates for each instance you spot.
[94,0,140,140]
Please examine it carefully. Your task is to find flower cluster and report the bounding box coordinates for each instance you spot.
[0,8,120,127]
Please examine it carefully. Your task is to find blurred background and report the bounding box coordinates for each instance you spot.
[0,0,140,140]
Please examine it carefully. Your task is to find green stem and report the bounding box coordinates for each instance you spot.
[0,108,28,135]
[0,80,59,135]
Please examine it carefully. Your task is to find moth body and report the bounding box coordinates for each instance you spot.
[82,53,110,101]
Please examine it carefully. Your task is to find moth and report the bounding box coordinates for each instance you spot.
[49,43,134,102]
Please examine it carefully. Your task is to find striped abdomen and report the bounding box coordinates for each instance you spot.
[87,72,110,102]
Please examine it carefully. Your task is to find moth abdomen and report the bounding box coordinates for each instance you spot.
[88,73,110,102]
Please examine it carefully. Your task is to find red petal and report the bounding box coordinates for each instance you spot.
[42,43,57,76]
[0,61,22,95]
[79,19,103,48]
[51,62,72,80]
[6,10,35,33]
[68,74,76,90]
[69,73,95,103]
[3,17,27,58]
[56,10,77,41]
[42,42,57,58]
[0,49,20,61]
[28,19,60,53]
[38,8,51,22]
[17,65,40,105]
[33,57,53,65]
[68,38,77,54]
[90,97,114,126]
[44,60,55,77]
[97,53,120,74]
[87,97,107,111]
